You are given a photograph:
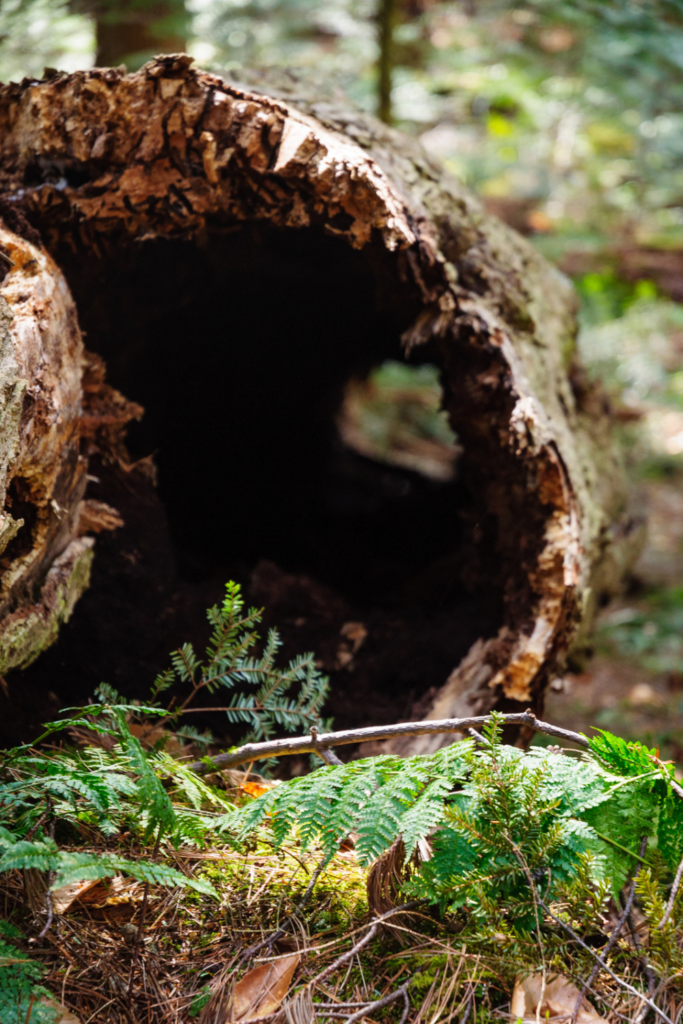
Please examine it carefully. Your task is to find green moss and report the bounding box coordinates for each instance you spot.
[0,539,93,674]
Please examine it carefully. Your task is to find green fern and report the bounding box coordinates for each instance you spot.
[585,730,683,894]
[0,706,225,899]
[155,581,331,746]
[0,920,58,1024]
[223,742,473,866]
[227,713,683,923]
[0,580,333,913]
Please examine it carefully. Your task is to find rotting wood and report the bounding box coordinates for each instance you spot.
[0,227,93,673]
[0,56,639,742]
[0,227,141,675]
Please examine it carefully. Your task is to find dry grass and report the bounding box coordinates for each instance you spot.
[0,836,488,1024]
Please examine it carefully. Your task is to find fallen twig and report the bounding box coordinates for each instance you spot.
[341,978,413,1024]
[307,902,428,989]
[189,711,588,774]
[310,726,343,766]
[657,850,683,930]
[572,835,648,1024]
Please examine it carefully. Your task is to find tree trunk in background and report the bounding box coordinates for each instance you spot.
[86,0,187,67]
[0,57,640,751]
[376,0,396,123]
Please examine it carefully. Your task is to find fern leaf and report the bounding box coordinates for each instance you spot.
[399,776,453,858]
[0,839,60,873]
[51,851,218,896]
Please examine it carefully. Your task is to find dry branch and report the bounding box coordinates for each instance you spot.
[189,710,587,774]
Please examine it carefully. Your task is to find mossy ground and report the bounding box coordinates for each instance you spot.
[3,827,678,1024]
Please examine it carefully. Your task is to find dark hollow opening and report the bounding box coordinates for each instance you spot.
[4,223,505,748]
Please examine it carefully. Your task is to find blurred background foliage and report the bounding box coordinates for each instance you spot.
[3,0,683,250]
[2,0,683,757]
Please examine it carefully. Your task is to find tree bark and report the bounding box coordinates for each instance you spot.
[0,57,638,747]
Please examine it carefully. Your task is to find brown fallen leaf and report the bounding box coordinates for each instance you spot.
[51,878,103,915]
[231,953,300,1022]
[51,874,144,915]
[511,973,608,1024]
[40,997,81,1023]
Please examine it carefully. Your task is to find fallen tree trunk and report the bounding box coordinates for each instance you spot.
[0,56,638,750]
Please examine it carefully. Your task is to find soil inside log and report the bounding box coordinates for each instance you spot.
[2,223,504,751]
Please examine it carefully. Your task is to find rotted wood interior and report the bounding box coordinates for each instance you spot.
[0,57,634,751]
[3,221,507,748]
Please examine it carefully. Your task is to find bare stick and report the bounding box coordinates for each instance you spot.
[37,888,53,940]
[310,726,343,766]
[308,902,428,989]
[459,987,474,1024]
[188,711,588,774]
[342,978,413,1024]
[572,836,648,1024]
[657,851,683,930]
[538,897,674,1024]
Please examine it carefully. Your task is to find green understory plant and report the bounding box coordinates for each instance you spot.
[227,714,683,992]
[149,580,331,750]
[0,581,331,914]
[2,593,683,1018]
[230,715,683,889]
[0,919,58,1024]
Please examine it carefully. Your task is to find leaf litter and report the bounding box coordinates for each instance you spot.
[2,830,682,1024]
[510,974,608,1024]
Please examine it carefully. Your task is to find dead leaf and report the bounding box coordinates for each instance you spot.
[241,780,274,798]
[39,997,81,1023]
[511,973,608,1024]
[51,878,103,915]
[51,874,143,915]
[231,954,300,1022]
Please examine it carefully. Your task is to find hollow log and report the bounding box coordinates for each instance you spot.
[0,56,638,750]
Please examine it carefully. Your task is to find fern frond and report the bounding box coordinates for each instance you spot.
[50,851,218,896]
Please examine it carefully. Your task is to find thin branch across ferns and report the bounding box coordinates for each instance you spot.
[187,710,683,804]
[188,711,588,774]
